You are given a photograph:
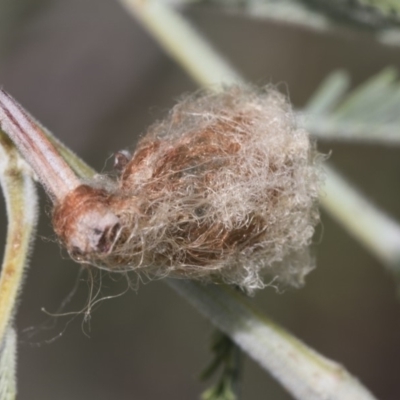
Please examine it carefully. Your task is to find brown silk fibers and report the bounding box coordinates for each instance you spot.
[53,86,322,293]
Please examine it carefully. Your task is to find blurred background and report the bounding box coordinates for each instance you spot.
[1,1,400,399]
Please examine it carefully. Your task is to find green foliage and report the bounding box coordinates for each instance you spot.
[201,0,400,28]
[201,331,242,400]
[304,68,400,144]
[299,0,400,28]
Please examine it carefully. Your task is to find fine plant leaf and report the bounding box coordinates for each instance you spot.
[201,330,242,400]
[302,67,400,144]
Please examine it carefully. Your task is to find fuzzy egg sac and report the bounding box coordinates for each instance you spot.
[53,86,322,293]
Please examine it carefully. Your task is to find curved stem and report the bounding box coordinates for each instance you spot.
[0,132,38,342]
[0,131,39,399]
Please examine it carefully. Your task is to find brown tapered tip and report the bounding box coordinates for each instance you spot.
[0,89,81,201]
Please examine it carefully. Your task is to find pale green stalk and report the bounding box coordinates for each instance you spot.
[301,117,400,144]
[169,280,377,400]
[320,167,400,268]
[302,70,351,116]
[0,132,38,400]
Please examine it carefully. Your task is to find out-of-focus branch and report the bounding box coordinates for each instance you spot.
[320,166,400,269]
[303,68,400,145]
[174,0,400,48]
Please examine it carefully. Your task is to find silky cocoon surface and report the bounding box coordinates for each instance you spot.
[53,86,322,293]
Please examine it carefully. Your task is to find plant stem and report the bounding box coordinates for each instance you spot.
[168,280,378,400]
[303,70,351,115]
[0,132,38,399]
[0,132,38,342]
[321,166,400,268]
[301,117,400,144]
